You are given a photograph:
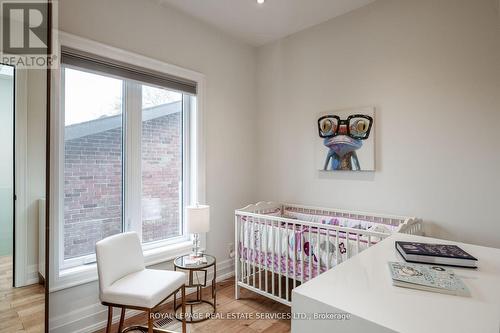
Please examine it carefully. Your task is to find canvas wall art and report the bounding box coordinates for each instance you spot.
[316,107,375,171]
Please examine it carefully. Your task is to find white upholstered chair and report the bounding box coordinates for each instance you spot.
[96,232,187,333]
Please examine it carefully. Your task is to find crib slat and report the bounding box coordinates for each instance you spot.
[241,217,245,284]
[316,227,320,277]
[308,228,312,281]
[356,232,360,254]
[265,219,269,293]
[246,219,250,284]
[252,219,256,287]
[259,217,263,291]
[240,218,243,284]
[271,221,275,296]
[335,230,339,264]
[249,219,256,287]
[278,221,282,298]
[346,231,350,259]
[326,228,330,271]
[293,223,297,290]
[286,222,290,302]
[235,216,240,288]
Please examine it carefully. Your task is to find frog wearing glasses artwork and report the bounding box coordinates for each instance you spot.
[317,113,373,171]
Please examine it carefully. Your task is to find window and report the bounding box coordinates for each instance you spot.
[61,57,196,269]
[63,69,124,261]
[141,85,183,243]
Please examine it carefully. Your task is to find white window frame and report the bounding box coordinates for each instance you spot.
[49,32,206,291]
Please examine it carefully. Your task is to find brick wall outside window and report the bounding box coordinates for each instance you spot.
[64,112,181,260]
[142,112,181,243]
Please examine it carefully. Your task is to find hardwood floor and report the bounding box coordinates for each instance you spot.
[0,256,45,333]
[93,278,291,333]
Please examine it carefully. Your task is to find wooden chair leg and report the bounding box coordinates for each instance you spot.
[118,308,125,333]
[181,285,186,333]
[106,306,113,333]
[148,310,153,333]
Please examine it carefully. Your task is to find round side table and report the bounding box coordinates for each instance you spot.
[173,254,216,323]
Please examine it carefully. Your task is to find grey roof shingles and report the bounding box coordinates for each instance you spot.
[65,101,181,140]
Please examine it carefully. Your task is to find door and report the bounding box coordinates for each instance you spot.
[0,64,14,285]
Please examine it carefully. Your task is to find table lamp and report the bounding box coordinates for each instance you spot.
[186,204,210,257]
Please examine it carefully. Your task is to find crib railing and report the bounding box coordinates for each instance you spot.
[235,211,390,306]
[282,202,423,234]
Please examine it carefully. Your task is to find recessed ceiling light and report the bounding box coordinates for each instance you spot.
[257,0,265,4]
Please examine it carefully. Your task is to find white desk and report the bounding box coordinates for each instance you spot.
[292,233,500,333]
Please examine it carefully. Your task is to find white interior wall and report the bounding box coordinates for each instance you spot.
[256,0,500,248]
[50,0,257,331]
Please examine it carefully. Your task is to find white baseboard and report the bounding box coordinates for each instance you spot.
[49,259,235,333]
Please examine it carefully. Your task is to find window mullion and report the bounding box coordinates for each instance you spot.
[124,81,143,240]
[182,94,191,237]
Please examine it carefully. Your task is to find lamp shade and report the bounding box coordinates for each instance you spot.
[186,205,210,233]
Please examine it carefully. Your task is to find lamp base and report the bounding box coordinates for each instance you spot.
[191,233,203,258]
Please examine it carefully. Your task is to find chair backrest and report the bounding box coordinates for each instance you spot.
[96,232,145,296]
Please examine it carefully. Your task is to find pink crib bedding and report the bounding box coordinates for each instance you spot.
[239,244,325,281]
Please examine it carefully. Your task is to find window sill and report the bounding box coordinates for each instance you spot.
[51,240,193,292]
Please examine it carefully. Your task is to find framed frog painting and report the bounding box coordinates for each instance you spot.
[316,107,375,171]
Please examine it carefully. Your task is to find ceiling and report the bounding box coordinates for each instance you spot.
[157,0,376,46]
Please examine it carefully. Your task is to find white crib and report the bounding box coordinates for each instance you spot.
[234,202,423,306]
